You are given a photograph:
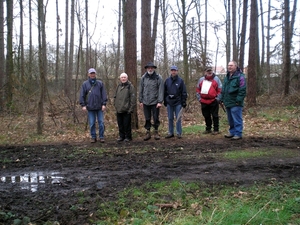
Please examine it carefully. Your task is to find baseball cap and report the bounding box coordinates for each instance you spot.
[170,65,178,71]
[88,68,96,74]
[205,67,213,72]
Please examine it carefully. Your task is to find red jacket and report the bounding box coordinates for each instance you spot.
[196,74,222,105]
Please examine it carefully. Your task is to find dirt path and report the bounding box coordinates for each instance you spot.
[1,137,300,224]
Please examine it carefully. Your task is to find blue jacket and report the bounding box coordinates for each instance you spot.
[79,78,108,111]
[164,75,187,107]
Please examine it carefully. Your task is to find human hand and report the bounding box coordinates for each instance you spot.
[102,105,106,111]
[157,103,162,108]
[82,106,87,111]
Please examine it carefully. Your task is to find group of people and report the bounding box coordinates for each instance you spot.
[79,61,246,143]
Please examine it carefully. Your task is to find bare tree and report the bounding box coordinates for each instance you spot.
[123,0,138,128]
[238,0,248,70]
[114,0,122,79]
[141,0,152,75]
[283,0,291,96]
[247,0,258,107]
[232,0,238,61]
[55,0,61,84]
[19,0,25,81]
[68,0,75,97]
[0,0,4,110]
[150,0,159,60]
[224,0,231,64]
[64,0,70,96]
[28,0,33,79]
[6,0,13,106]
[160,0,169,78]
[37,0,48,134]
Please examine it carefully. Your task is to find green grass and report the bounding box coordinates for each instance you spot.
[183,124,205,134]
[222,148,299,160]
[89,180,300,224]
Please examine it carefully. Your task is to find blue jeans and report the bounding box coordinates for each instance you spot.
[226,106,243,137]
[167,104,182,135]
[88,110,105,139]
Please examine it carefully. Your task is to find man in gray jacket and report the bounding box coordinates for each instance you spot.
[139,62,164,141]
[114,73,136,142]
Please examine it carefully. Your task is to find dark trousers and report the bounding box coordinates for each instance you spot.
[201,100,219,131]
[117,112,132,139]
[143,104,160,130]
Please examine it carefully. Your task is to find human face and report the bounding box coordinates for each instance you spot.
[120,74,128,83]
[227,61,237,74]
[170,69,178,76]
[205,70,213,76]
[88,72,96,79]
[147,67,155,75]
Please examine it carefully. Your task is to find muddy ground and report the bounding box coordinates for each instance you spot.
[1,136,300,224]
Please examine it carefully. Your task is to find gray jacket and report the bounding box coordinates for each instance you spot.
[139,72,164,106]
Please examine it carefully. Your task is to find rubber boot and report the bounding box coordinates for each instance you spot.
[154,130,160,140]
[144,130,151,141]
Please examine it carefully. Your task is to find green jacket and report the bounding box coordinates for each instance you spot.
[221,69,246,108]
[114,81,137,113]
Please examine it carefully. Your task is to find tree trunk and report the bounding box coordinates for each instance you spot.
[5,0,13,106]
[232,0,238,61]
[150,0,159,61]
[85,0,89,71]
[28,0,33,80]
[55,0,60,85]
[247,0,258,107]
[114,0,122,79]
[64,0,70,96]
[283,0,291,96]
[37,0,48,134]
[225,0,231,64]
[19,0,25,81]
[0,0,4,110]
[141,0,152,76]
[68,0,75,97]
[160,0,169,78]
[266,0,271,94]
[239,0,248,70]
[123,0,138,129]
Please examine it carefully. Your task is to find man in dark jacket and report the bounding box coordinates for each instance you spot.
[79,68,108,143]
[164,65,187,139]
[220,61,247,140]
[114,73,136,142]
[139,62,164,141]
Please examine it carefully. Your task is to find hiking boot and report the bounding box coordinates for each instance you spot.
[99,138,105,143]
[117,137,124,142]
[231,135,242,140]
[177,134,182,139]
[202,130,212,134]
[154,130,160,140]
[165,134,174,139]
[144,130,151,141]
[211,131,220,135]
[90,138,97,143]
[224,133,234,138]
[124,138,132,142]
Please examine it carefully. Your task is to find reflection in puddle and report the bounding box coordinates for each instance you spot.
[1,172,64,192]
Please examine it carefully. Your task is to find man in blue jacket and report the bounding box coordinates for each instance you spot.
[164,65,187,139]
[220,61,247,140]
[79,68,108,143]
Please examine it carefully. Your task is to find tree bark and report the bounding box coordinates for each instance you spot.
[283,0,291,96]
[0,0,4,110]
[141,0,152,76]
[239,0,248,70]
[55,0,60,85]
[123,0,138,128]
[64,0,70,96]
[247,0,258,107]
[37,0,48,134]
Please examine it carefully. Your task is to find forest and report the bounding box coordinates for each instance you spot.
[0,0,299,135]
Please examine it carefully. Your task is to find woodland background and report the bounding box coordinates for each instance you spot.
[0,0,299,137]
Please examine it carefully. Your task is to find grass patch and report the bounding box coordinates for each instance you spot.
[89,180,300,224]
[183,124,205,134]
[222,148,299,160]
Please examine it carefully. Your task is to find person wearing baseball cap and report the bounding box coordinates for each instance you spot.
[164,65,187,139]
[196,66,222,135]
[79,68,108,143]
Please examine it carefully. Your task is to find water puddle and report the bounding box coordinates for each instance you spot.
[1,171,64,192]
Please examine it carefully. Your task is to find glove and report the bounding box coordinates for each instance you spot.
[182,102,187,108]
